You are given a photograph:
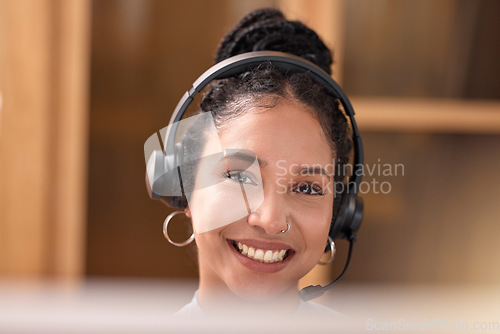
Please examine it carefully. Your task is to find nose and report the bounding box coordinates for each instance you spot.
[247,187,289,235]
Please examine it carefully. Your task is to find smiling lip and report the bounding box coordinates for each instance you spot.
[227,239,295,273]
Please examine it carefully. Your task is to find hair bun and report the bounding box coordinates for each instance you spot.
[215,8,333,75]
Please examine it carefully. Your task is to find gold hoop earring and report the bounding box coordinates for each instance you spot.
[318,236,336,265]
[163,211,194,247]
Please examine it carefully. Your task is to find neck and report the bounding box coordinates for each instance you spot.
[197,277,301,317]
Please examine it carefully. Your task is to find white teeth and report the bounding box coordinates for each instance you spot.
[254,249,264,261]
[264,250,273,262]
[233,241,289,263]
[279,249,286,259]
[248,247,255,258]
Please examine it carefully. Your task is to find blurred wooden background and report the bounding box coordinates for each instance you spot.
[1,0,499,287]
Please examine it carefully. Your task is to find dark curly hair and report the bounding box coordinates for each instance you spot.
[168,8,352,217]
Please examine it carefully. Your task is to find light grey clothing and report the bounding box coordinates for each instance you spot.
[174,290,345,318]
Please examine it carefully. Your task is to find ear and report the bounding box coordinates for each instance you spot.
[184,205,192,218]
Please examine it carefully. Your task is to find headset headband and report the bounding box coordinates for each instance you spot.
[167,51,364,191]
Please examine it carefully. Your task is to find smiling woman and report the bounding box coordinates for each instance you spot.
[187,99,335,307]
[144,8,362,318]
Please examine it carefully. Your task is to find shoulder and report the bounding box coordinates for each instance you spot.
[171,291,205,318]
[172,291,349,320]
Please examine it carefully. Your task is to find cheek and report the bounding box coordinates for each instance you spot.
[194,230,223,266]
[295,205,332,252]
[187,180,262,234]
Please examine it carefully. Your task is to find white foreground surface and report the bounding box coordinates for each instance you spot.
[0,278,499,333]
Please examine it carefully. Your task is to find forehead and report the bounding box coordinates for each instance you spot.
[217,99,333,168]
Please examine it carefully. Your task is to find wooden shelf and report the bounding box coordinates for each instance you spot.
[352,98,500,133]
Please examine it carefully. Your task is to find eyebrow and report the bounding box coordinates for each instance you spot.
[297,166,332,178]
[220,151,330,177]
[221,150,268,168]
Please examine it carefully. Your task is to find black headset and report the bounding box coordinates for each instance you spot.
[145,51,364,300]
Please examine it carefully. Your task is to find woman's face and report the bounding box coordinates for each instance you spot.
[186,98,334,301]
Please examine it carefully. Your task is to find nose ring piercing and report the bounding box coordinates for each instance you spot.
[281,222,291,234]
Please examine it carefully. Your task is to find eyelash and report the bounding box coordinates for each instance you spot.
[292,182,326,196]
[223,171,257,186]
[223,172,325,196]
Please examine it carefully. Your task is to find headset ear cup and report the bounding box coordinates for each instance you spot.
[329,193,363,241]
[349,196,364,237]
[145,149,185,201]
[146,150,166,199]
[145,149,187,209]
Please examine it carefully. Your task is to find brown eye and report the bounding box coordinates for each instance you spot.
[293,182,325,196]
[225,171,257,186]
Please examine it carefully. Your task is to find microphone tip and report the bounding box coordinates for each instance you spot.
[298,285,325,302]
